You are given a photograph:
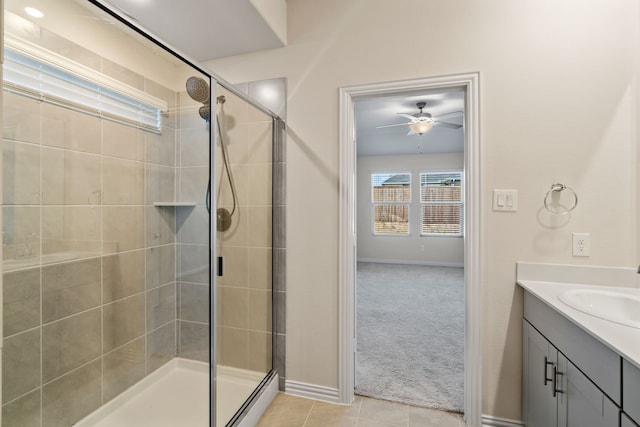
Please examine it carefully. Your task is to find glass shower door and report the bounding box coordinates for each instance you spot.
[214,84,273,426]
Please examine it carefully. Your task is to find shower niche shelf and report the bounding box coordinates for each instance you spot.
[153,202,197,207]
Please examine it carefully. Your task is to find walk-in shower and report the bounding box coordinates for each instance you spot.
[1,1,278,426]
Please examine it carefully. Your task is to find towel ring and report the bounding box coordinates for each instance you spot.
[544,183,578,215]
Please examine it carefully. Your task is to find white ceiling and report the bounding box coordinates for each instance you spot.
[102,0,285,61]
[99,1,464,157]
[355,88,465,157]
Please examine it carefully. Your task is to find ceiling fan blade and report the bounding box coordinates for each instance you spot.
[397,113,417,121]
[434,121,463,129]
[434,110,463,118]
[375,122,410,129]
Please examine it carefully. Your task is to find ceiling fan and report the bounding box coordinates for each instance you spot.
[376,102,463,135]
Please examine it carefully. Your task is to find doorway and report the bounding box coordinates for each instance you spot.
[354,88,465,411]
[338,73,482,425]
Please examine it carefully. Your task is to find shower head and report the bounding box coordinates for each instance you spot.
[199,104,210,122]
[186,76,210,103]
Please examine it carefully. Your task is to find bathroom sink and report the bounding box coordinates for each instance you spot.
[558,288,640,329]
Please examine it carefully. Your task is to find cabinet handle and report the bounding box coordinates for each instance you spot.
[544,357,553,386]
[552,366,564,397]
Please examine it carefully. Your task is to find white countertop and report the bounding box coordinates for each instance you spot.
[517,262,640,370]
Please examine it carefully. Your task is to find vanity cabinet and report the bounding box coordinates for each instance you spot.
[523,321,618,427]
[523,290,622,427]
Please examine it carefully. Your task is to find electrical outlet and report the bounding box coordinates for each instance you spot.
[572,233,590,257]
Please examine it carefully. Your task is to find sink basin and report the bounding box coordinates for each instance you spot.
[558,288,640,329]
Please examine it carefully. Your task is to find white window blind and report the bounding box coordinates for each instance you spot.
[371,172,411,235]
[420,171,463,236]
[3,36,167,133]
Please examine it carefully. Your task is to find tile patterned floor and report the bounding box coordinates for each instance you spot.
[256,393,466,427]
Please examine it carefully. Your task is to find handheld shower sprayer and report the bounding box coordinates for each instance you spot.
[185,77,237,232]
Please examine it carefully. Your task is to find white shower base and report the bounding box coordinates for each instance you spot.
[75,358,275,427]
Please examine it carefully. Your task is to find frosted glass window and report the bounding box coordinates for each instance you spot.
[3,48,165,132]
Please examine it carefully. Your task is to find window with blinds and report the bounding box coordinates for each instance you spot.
[420,172,463,236]
[371,172,411,235]
[3,38,167,133]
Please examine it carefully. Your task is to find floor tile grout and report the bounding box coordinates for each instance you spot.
[300,400,315,426]
[257,392,464,427]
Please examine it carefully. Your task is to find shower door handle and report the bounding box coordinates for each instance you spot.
[217,256,223,277]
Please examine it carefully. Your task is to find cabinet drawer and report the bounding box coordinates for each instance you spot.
[524,291,621,404]
[623,359,640,424]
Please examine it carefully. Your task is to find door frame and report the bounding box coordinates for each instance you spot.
[338,72,482,426]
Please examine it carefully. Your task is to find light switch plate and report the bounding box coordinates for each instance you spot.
[493,189,518,212]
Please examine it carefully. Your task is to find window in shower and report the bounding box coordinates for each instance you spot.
[3,45,167,132]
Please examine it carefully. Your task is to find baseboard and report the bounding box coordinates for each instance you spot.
[357,258,464,268]
[283,383,524,427]
[285,380,341,404]
[482,414,525,427]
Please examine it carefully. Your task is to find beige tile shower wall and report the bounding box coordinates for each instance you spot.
[1,76,181,426]
[176,90,211,363]
[216,88,273,374]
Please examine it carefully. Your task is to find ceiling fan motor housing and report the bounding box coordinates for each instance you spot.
[413,102,432,122]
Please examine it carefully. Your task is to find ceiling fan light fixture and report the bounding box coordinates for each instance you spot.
[409,121,433,135]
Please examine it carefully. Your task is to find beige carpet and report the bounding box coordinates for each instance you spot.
[355,262,464,412]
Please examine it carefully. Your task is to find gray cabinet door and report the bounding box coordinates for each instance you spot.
[558,353,619,427]
[624,359,640,424]
[523,321,557,427]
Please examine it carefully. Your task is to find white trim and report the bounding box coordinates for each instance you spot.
[357,258,464,268]
[285,380,341,404]
[339,73,482,425]
[481,414,525,427]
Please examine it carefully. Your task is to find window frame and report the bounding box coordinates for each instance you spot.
[370,171,412,236]
[419,170,464,237]
[3,35,167,133]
